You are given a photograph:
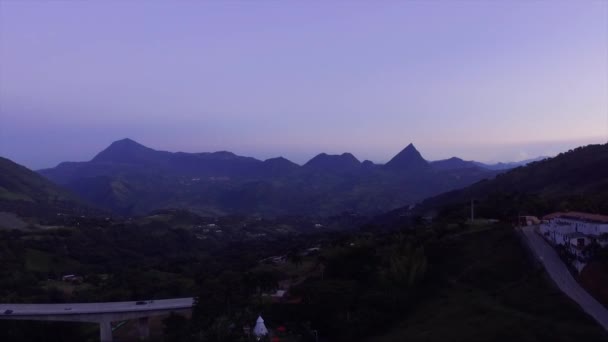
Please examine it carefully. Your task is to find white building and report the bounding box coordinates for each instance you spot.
[539,212,608,271]
[540,212,608,243]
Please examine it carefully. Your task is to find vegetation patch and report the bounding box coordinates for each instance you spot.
[24,248,80,274]
[373,224,608,342]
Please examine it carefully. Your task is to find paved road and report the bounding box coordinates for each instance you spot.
[521,226,608,331]
[0,297,194,317]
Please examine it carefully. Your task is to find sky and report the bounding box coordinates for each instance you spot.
[1,1,607,169]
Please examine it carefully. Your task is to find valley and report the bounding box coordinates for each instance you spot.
[1,143,608,341]
[2,2,606,340]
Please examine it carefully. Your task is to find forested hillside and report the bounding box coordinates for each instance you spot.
[0,157,97,219]
[411,143,608,221]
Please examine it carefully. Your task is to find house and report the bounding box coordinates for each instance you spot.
[539,211,608,271]
[568,232,592,250]
[540,212,608,244]
[270,290,287,299]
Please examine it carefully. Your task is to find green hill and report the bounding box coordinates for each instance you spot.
[0,157,74,202]
[0,156,96,218]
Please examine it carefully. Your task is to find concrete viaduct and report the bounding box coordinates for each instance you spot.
[0,297,194,342]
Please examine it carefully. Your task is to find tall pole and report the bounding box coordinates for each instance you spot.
[471,199,475,222]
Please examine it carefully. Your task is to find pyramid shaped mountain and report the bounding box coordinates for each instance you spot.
[304,153,361,172]
[384,143,429,172]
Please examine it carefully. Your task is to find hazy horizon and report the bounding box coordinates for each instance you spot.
[1,1,607,169]
[11,136,607,170]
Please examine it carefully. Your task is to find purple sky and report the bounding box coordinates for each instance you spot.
[1,1,607,169]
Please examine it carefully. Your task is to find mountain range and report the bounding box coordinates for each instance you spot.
[32,139,514,217]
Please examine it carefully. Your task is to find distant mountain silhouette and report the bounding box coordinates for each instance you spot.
[431,157,480,171]
[361,160,377,169]
[38,139,501,217]
[384,144,429,172]
[473,156,549,170]
[261,157,300,176]
[304,153,361,173]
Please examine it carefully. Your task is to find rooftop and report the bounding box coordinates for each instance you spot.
[543,211,608,224]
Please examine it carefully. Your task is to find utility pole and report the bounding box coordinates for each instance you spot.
[471,199,475,222]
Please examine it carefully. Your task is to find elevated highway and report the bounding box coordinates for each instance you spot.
[0,297,194,341]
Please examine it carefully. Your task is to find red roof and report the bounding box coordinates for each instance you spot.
[543,212,608,224]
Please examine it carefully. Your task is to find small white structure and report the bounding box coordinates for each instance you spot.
[270,289,286,298]
[253,316,268,339]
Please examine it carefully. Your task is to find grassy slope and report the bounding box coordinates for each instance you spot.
[0,157,73,202]
[372,224,608,342]
[0,157,101,218]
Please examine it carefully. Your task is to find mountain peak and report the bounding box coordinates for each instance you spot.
[264,156,295,164]
[304,152,361,172]
[91,138,160,163]
[261,156,300,175]
[115,137,139,144]
[384,143,429,171]
[107,138,147,150]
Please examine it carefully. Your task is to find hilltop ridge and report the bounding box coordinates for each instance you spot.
[37,139,506,217]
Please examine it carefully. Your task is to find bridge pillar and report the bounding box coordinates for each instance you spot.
[137,317,150,340]
[100,320,113,342]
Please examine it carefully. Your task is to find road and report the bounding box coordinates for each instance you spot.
[0,297,194,317]
[521,225,608,331]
